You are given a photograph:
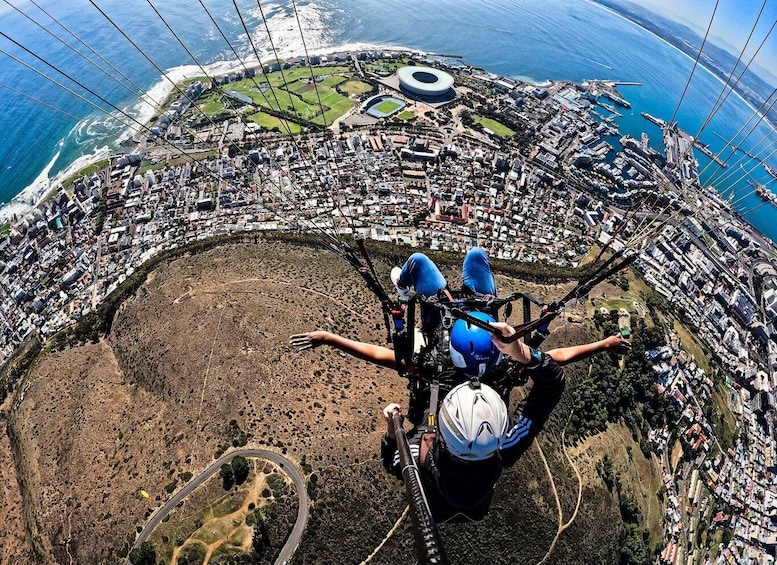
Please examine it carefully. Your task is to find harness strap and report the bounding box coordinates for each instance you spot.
[427,381,440,428]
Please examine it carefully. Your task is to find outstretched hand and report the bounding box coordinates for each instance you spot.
[602,335,631,354]
[289,331,329,351]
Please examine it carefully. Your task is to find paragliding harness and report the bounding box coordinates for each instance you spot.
[332,238,633,563]
[398,291,534,426]
[335,238,636,425]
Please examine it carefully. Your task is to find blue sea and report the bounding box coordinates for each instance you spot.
[1,0,776,238]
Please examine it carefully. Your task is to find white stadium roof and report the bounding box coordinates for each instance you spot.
[397,66,454,96]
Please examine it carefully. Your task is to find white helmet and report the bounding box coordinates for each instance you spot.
[438,382,509,461]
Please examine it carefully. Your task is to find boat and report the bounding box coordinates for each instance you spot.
[750,180,777,205]
[692,139,727,168]
[598,102,622,117]
[764,163,777,180]
[601,89,632,109]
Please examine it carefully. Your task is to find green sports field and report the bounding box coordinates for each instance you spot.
[373,100,402,114]
[174,64,361,130]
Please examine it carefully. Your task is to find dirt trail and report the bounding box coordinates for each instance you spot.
[534,428,584,565]
[169,461,269,565]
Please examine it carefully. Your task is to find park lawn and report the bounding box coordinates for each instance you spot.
[323,91,354,113]
[363,63,391,74]
[626,271,654,299]
[397,110,416,121]
[247,89,318,121]
[306,90,355,125]
[601,298,632,312]
[298,84,351,111]
[711,382,737,450]
[228,81,312,116]
[247,112,302,134]
[62,159,111,187]
[314,103,352,127]
[340,80,373,95]
[576,243,605,267]
[264,66,351,87]
[474,115,515,137]
[673,319,710,373]
[321,75,347,87]
[298,84,333,106]
[286,81,314,94]
[182,75,209,87]
[363,57,411,74]
[200,99,226,116]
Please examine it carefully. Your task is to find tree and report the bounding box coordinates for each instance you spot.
[619,524,651,565]
[252,516,270,554]
[220,463,235,490]
[599,455,619,492]
[619,493,641,523]
[232,455,249,485]
[128,542,156,565]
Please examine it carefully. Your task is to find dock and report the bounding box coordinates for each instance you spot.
[652,115,728,168]
[585,79,642,86]
[641,112,666,128]
[692,139,727,169]
[713,132,757,160]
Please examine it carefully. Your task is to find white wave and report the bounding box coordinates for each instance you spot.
[0,144,112,224]
[0,148,60,223]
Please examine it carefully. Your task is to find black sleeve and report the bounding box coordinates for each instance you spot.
[380,434,402,479]
[519,351,565,425]
[501,352,565,467]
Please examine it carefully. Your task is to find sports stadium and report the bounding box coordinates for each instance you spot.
[396,66,454,97]
[364,95,407,118]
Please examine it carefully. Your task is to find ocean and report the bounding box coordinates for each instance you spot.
[1,0,776,238]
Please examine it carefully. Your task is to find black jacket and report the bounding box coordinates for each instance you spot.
[381,352,565,521]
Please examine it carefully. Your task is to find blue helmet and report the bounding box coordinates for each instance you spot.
[449,311,502,377]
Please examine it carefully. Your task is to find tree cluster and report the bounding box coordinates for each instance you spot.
[128,542,156,565]
[596,455,652,565]
[220,455,250,490]
[566,315,679,456]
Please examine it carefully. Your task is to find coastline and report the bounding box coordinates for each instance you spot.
[585,0,777,134]
[0,41,420,224]
[0,42,420,225]
[2,22,773,231]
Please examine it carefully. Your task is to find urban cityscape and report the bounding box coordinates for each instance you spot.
[2,49,777,564]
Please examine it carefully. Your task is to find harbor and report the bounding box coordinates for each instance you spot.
[641,113,727,168]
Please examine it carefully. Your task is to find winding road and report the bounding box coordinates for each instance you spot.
[128,449,309,565]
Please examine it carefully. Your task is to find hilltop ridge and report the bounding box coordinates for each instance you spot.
[0,240,649,564]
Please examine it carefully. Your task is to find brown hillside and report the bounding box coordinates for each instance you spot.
[2,241,640,564]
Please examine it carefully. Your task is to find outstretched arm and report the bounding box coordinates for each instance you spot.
[289,331,397,369]
[546,335,630,366]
